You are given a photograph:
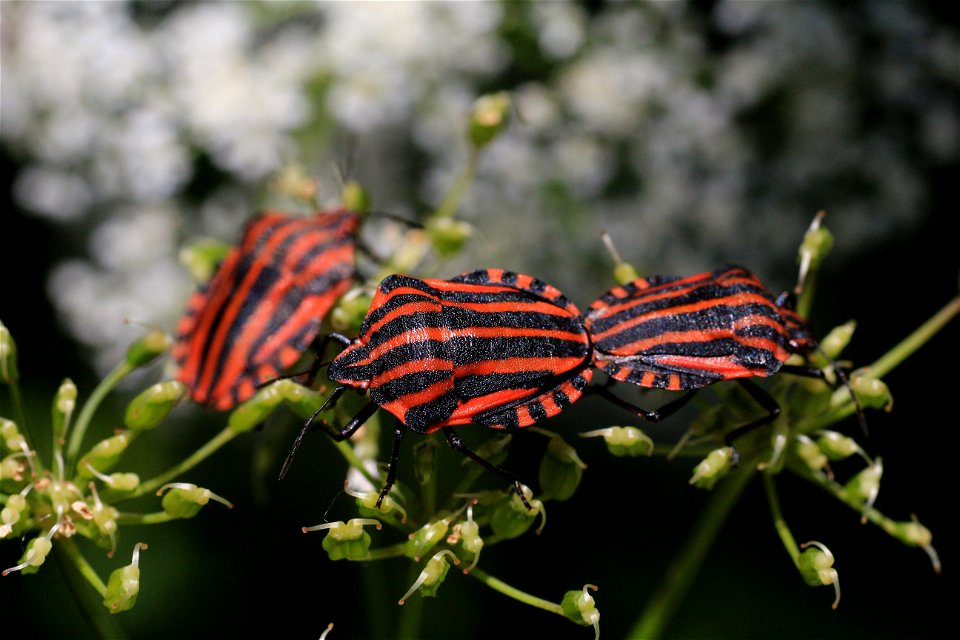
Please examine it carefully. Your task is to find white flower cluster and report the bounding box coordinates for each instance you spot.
[2,1,955,373]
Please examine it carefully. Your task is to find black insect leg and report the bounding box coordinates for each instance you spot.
[278,386,378,479]
[443,427,533,511]
[723,379,781,446]
[781,361,868,435]
[376,422,407,508]
[592,384,699,422]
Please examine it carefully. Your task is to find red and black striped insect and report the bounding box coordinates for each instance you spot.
[584,264,849,442]
[172,207,360,410]
[281,268,594,507]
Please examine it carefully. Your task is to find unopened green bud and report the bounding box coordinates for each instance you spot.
[843,372,892,412]
[562,584,600,639]
[844,457,883,521]
[103,543,147,613]
[426,217,473,258]
[179,238,232,284]
[581,426,653,457]
[490,486,545,539]
[344,483,408,524]
[125,330,171,368]
[815,430,862,462]
[77,432,131,479]
[405,518,450,562]
[2,524,60,576]
[797,211,833,275]
[158,483,233,519]
[533,428,586,502]
[341,180,372,214]
[613,263,640,286]
[125,381,187,431]
[892,517,941,573]
[279,380,327,421]
[85,463,140,492]
[52,378,78,445]
[468,91,511,149]
[794,435,828,472]
[689,447,736,490]
[798,541,841,609]
[304,518,381,561]
[817,321,856,360]
[454,502,483,573]
[1,418,26,454]
[399,550,459,604]
[0,320,19,385]
[0,454,25,486]
[228,382,286,433]
[331,292,374,333]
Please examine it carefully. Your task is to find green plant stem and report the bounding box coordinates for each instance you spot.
[867,295,959,380]
[332,438,382,489]
[762,472,801,564]
[397,563,426,639]
[468,567,566,616]
[66,362,134,477]
[432,147,478,220]
[6,381,33,451]
[54,538,126,639]
[106,426,238,502]
[355,542,408,561]
[628,464,755,640]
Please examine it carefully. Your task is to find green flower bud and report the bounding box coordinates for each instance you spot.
[0,492,28,539]
[601,231,641,286]
[405,519,450,562]
[279,380,327,421]
[580,426,653,457]
[562,584,600,640]
[815,430,863,462]
[77,432,132,479]
[468,91,510,149]
[889,516,941,573]
[842,372,892,412]
[844,457,882,521]
[793,435,828,472]
[1,418,27,454]
[228,381,286,433]
[103,543,147,613]
[0,320,20,384]
[85,462,140,493]
[52,378,78,445]
[689,447,736,490]
[533,428,586,502]
[344,483,408,525]
[304,518,381,561]
[2,523,60,576]
[454,502,483,574]
[341,180,372,214]
[490,486,546,539]
[797,211,833,280]
[816,321,856,361]
[125,381,187,431]
[426,217,473,258]
[125,329,171,368]
[157,483,233,519]
[398,550,459,605]
[179,238,232,284]
[0,454,26,488]
[798,541,841,609]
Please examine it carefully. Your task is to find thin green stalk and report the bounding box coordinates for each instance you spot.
[116,512,177,525]
[66,362,134,476]
[468,567,566,616]
[432,147,478,220]
[868,296,959,380]
[54,538,126,639]
[628,464,755,639]
[106,426,238,502]
[6,381,32,451]
[332,438,381,489]
[762,472,800,564]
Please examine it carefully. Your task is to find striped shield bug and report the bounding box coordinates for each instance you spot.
[281,268,594,508]
[584,264,856,442]
[172,206,361,410]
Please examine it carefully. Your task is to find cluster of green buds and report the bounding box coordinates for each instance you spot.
[0,321,233,615]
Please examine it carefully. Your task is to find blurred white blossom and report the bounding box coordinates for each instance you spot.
[1,0,956,374]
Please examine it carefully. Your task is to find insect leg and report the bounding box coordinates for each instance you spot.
[723,379,781,445]
[592,384,699,422]
[443,427,533,511]
[375,421,407,508]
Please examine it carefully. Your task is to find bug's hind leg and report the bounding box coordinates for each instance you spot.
[443,427,533,511]
[723,379,781,446]
[591,384,699,423]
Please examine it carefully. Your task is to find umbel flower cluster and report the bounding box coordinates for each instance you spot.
[2,93,955,639]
